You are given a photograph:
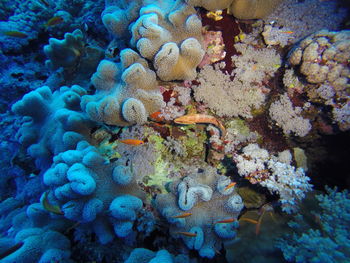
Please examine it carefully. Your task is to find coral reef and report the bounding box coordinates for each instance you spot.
[1,0,349,262]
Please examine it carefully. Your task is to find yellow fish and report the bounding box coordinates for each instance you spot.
[41,191,64,215]
[3,31,28,38]
[45,16,64,27]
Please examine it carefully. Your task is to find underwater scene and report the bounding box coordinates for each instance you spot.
[0,0,349,262]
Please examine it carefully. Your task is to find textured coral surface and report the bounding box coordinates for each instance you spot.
[1,0,349,262]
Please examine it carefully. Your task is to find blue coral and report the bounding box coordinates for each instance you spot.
[125,248,190,263]
[43,140,145,243]
[277,188,350,263]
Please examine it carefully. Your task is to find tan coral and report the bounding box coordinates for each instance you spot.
[130,1,204,81]
[187,0,283,19]
[287,29,350,131]
[81,49,164,126]
[228,0,284,19]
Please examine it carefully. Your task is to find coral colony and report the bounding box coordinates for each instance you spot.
[0,0,349,262]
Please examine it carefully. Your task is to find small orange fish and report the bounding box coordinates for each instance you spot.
[215,218,236,224]
[282,31,294,34]
[175,231,197,237]
[172,212,192,219]
[224,182,236,191]
[174,114,226,138]
[149,111,164,122]
[255,210,266,235]
[3,31,28,38]
[45,16,64,27]
[119,139,144,146]
[239,217,258,224]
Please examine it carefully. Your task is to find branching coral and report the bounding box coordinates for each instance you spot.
[277,188,350,262]
[193,63,266,118]
[269,93,312,137]
[125,248,190,263]
[233,144,312,213]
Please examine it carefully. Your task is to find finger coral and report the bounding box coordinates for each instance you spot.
[11,85,93,169]
[129,0,204,81]
[44,29,104,84]
[81,49,164,126]
[0,228,74,263]
[43,140,145,244]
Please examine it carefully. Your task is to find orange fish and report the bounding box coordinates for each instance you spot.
[119,139,144,146]
[224,182,236,191]
[172,212,192,218]
[239,217,258,224]
[45,16,64,27]
[174,114,226,138]
[175,231,197,237]
[255,210,266,235]
[282,31,294,34]
[3,31,28,38]
[215,218,236,224]
[149,111,164,122]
